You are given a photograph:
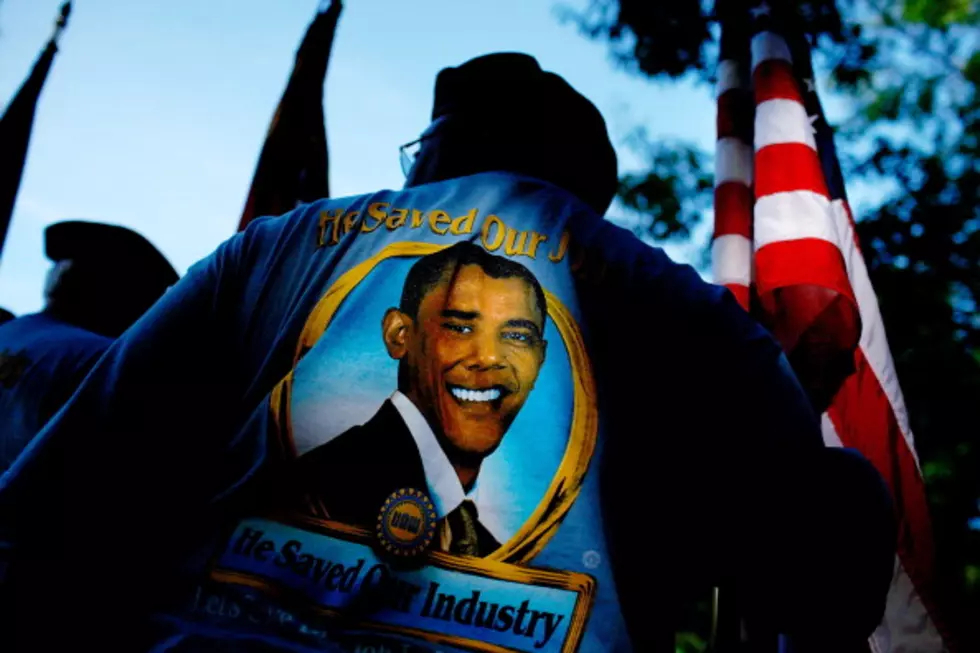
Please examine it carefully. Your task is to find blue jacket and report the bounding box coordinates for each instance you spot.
[0,173,891,651]
[0,312,110,472]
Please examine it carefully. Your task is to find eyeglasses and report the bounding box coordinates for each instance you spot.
[399,137,424,178]
[398,116,449,178]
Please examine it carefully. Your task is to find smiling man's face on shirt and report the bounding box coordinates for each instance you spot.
[383,260,547,486]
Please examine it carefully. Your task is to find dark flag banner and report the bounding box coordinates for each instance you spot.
[237,0,342,232]
[712,1,951,651]
[0,2,71,259]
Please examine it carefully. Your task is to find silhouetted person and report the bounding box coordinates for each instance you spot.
[0,55,894,652]
[0,221,177,472]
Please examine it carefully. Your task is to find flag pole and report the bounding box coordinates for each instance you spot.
[52,2,72,44]
[0,1,73,260]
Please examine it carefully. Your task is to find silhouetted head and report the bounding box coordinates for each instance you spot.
[403,53,618,215]
[43,221,179,338]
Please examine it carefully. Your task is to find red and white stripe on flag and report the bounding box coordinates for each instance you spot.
[712,2,950,651]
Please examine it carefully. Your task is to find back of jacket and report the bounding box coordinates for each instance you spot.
[0,312,109,472]
[0,172,852,652]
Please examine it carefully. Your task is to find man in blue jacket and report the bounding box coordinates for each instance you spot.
[0,220,178,472]
[0,54,894,652]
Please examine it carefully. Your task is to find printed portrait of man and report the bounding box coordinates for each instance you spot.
[290,242,548,557]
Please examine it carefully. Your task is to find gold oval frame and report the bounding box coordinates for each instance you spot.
[269,241,598,565]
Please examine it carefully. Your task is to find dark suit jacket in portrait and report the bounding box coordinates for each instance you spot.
[286,399,500,556]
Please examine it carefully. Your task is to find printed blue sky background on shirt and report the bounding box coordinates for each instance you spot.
[289,255,575,544]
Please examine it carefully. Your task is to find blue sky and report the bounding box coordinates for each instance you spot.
[0,0,717,316]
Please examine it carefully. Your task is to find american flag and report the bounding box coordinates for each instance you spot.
[712,1,951,651]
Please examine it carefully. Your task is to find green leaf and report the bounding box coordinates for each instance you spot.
[917,79,937,114]
[964,50,980,86]
[966,564,980,589]
[971,349,980,367]
[903,0,978,27]
[675,631,707,653]
[923,459,956,482]
[865,86,904,121]
[616,136,711,242]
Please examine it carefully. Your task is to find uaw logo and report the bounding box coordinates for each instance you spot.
[376,488,437,557]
